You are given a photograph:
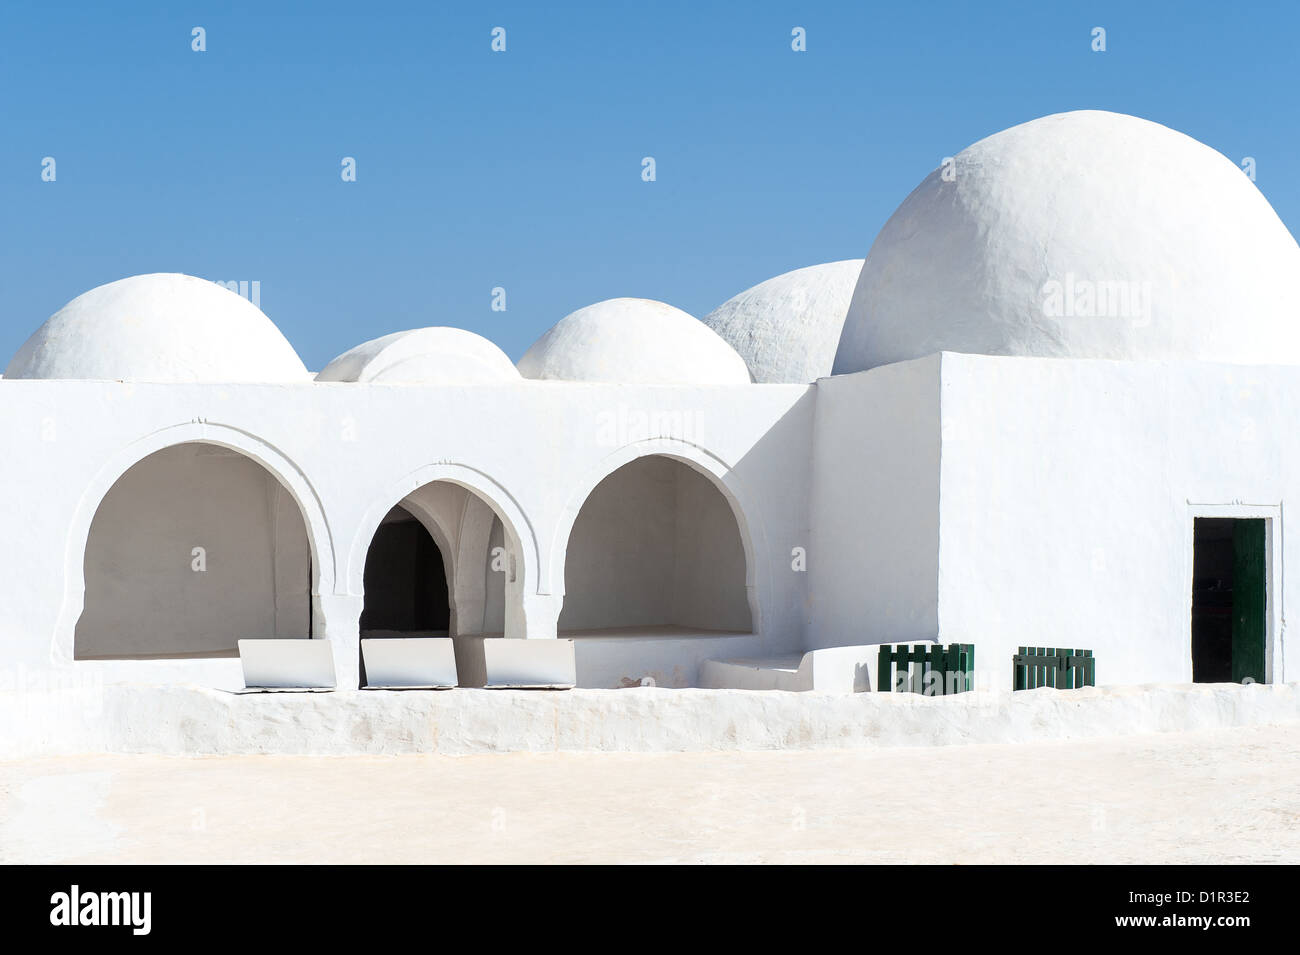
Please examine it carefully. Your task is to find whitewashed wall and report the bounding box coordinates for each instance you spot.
[808,355,942,650]
[0,378,812,688]
[671,461,752,631]
[937,353,1295,688]
[560,456,681,631]
[77,443,311,658]
[482,517,506,634]
[559,456,750,633]
[1,356,1288,693]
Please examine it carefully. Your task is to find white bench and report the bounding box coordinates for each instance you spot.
[700,645,907,693]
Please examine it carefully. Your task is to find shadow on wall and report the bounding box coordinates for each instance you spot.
[559,454,752,635]
[75,443,312,659]
[553,387,817,688]
[725,387,816,647]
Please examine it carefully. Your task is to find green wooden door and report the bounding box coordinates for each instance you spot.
[1231,519,1267,684]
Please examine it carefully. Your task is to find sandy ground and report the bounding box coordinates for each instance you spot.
[1,724,1297,864]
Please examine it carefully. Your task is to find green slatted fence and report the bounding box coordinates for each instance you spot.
[876,643,974,695]
[1013,647,1095,690]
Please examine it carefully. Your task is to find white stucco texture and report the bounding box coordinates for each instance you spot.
[702,260,864,383]
[76,444,311,659]
[518,298,752,384]
[4,682,1298,759]
[6,109,1298,717]
[5,273,311,382]
[316,327,521,384]
[833,110,1300,373]
[559,456,751,634]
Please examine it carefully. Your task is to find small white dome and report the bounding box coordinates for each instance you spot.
[5,273,310,382]
[834,111,1300,373]
[703,260,863,383]
[518,298,751,384]
[317,327,520,384]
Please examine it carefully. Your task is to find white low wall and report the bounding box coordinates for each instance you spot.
[3,682,1298,758]
[571,632,760,687]
[700,645,880,692]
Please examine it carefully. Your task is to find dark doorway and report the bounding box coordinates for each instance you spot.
[360,506,450,634]
[1191,518,1266,683]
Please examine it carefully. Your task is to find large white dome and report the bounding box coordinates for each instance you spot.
[317,327,520,384]
[703,260,863,383]
[833,111,1300,373]
[5,273,310,382]
[518,298,752,384]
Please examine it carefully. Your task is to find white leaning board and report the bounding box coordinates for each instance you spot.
[361,637,457,689]
[483,639,576,689]
[238,638,336,690]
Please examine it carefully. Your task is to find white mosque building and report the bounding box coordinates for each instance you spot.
[2,110,1296,693]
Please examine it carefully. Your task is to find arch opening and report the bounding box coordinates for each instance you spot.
[75,442,313,659]
[359,505,449,635]
[358,481,515,641]
[559,455,753,637]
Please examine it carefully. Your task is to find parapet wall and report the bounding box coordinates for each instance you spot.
[3,682,1297,757]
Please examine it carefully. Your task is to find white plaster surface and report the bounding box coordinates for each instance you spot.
[934,352,1300,687]
[316,327,520,384]
[2,681,1296,758]
[0,374,810,689]
[5,274,311,382]
[76,444,311,658]
[834,111,1300,373]
[809,355,941,649]
[699,655,805,691]
[805,352,1300,689]
[700,645,878,692]
[518,298,752,384]
[702,259,863,383]
[566,629,757,688]
[559,456,751,633]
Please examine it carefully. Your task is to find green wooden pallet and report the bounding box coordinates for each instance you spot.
[877,643,974,695]
[1013,647,1095,690]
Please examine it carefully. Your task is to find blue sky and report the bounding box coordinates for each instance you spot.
[2,1,1295,369]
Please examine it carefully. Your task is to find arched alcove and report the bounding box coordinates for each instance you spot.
[559,455,752,636]
[357,481,516,639]
[75,442,313,659]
